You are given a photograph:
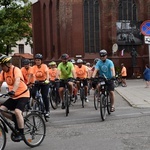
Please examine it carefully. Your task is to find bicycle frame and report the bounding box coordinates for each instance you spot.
[60,79,73,116]
[0,109,16,135]
[76,79,86,108]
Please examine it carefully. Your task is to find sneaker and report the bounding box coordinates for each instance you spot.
[61,103,65,109]
[12,134,24,142]
[85,97,89,103]
[45,112,50,118]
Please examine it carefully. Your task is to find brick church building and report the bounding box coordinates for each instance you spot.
[32,0,150,78]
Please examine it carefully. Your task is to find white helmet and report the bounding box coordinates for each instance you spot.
[76,59,83,63]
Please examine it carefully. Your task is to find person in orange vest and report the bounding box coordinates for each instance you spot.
[120,63,127,87]
[0,54,30,141]
[75,59,89,102]
[31,54,50,117]
[21,59,34,85]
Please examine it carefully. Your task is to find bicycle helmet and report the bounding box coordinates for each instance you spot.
[22,59,30,65]
[48,61,56,66]
[99,49,107,57]
[94,58,100,64]
[70,59,76,64]
[0,54,12,64]
[76,59,83,63]
[86,62,91,66]
[61,53,69,60]
[34,53,43,59]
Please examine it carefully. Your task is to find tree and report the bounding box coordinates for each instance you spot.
[0,0,32,55]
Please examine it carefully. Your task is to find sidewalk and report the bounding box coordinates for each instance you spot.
[115,79,150,108]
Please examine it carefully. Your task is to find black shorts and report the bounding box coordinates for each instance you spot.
[121,76,127,79]
[106,80,114,91]
[79,79,88,86]
[59,78,74,88]
[2,97,29,112]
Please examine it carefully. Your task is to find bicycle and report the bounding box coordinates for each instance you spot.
[76,78,87,108]
[32,81,49,122]
[59,78,75,117]
[48,81,60,110]
[0,93,46,150]
[114,74,123,87]
[93,76,112,121]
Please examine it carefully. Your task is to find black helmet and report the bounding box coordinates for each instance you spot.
[35,53,43,59]
[61,53,69,60]
[99,49,107,57]
[94,58,100,64]
[23,59,30,65]
[0,54,12,64]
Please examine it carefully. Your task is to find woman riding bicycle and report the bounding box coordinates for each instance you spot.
[31,53,50,118]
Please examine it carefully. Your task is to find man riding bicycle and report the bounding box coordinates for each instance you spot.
[92,49,116,112]
[75,59,89,102]
[56,53,76,109]
[0,54,30,141]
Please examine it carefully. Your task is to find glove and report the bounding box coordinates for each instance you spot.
[7,90,15,96]
[44,80,50,84]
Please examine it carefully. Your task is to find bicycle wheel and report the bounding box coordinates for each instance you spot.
[64,90,69,116]
[0,125,6,150]
[94,89,99,110]
[100,94,107,121]
[24,112,46,147]
[114,80,119,88]
[107,93,111,115]
[80,88,84,108]
[49,90,57,110]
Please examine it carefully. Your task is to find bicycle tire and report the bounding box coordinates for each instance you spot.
[0,125,6,150]
[49,90,57,110]
[94,89,99,110]
[107,93,111,115]
[100,94,107,121]
[24,112,46,147]
[114,80,119,87]
[65,90,69,116]
[80,88,84,108]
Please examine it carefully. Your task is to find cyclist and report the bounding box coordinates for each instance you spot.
[48,61,58,81]
[56,53,76,109]
[69,59,78,100]
[0,54,30,141]
[21,59,34,86]
[31,53,50,117]
[48,61,60,103]
[75,59,89,102]
[91,49,116,112]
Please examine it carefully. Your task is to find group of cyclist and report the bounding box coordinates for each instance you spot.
[0,49,116,142]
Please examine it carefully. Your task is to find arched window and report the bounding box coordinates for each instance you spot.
[118,0,137,21]
[83,0,100,53]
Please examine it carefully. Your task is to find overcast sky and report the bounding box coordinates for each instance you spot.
[30,0,38,4]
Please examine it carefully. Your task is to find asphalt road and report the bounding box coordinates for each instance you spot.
[3,90,150,150]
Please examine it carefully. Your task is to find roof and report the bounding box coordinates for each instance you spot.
[13,53,33,59]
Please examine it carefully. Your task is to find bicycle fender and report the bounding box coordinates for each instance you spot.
[0,119,8,133]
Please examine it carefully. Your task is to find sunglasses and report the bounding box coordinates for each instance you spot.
[100,55,106,57]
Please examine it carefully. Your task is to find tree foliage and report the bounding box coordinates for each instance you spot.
[0,0,32,55]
